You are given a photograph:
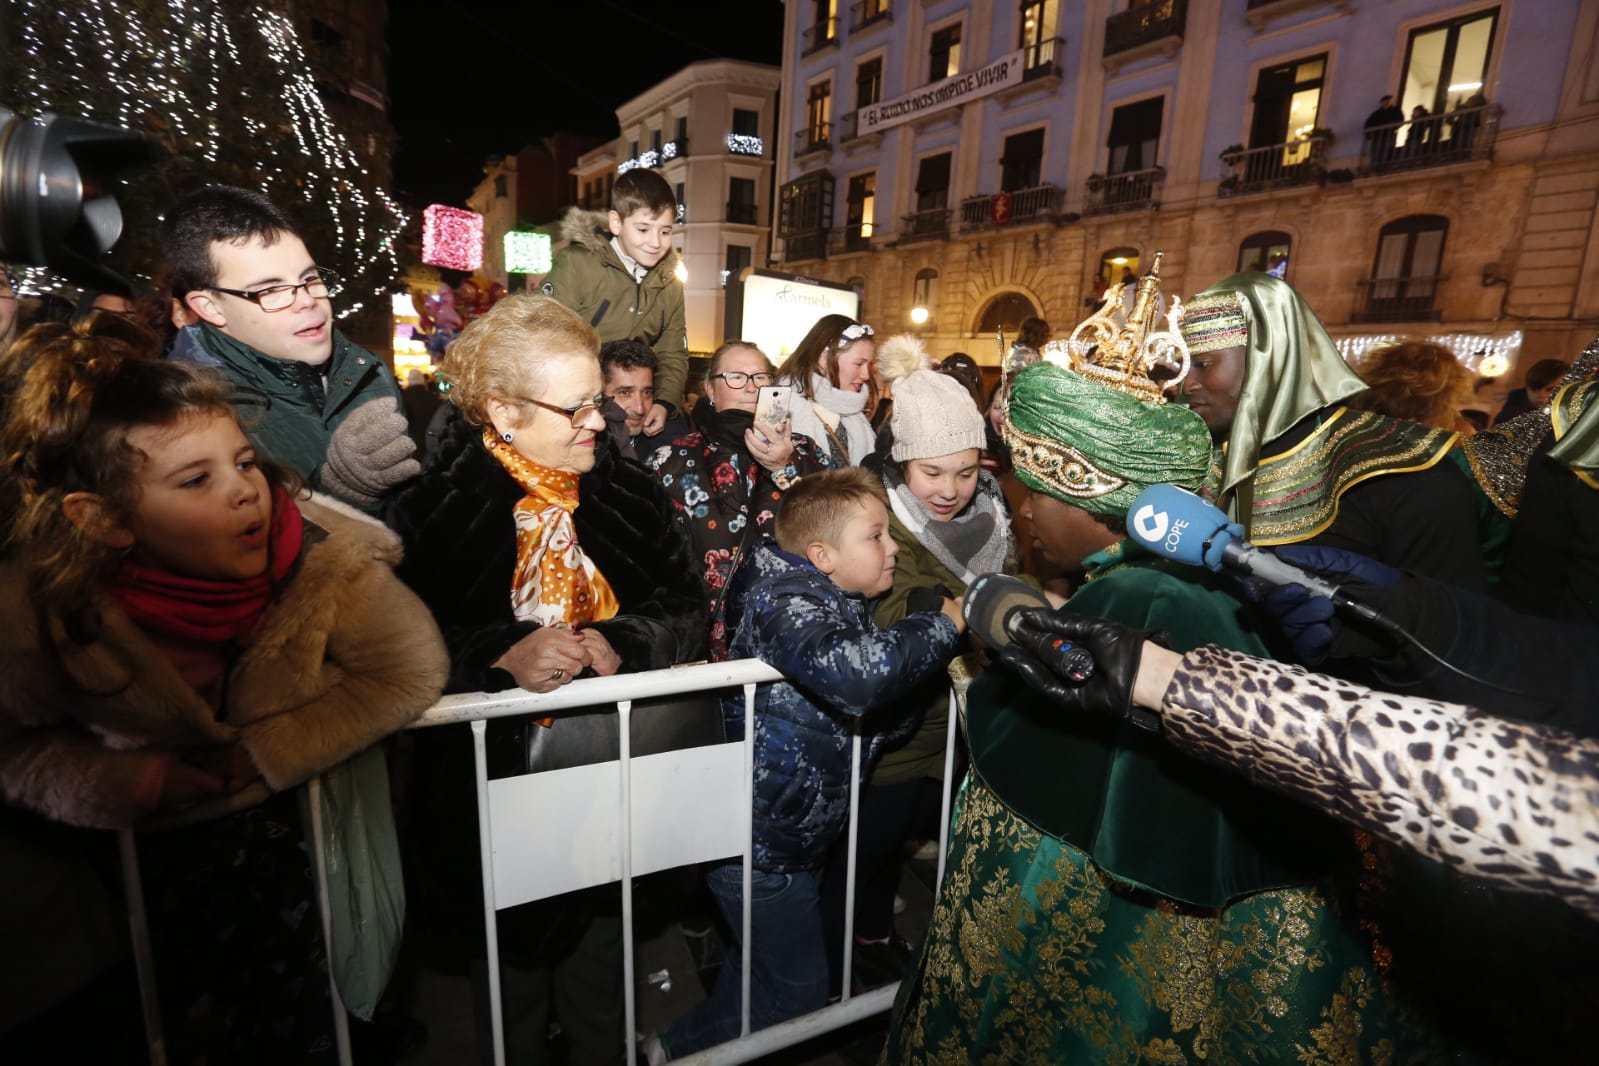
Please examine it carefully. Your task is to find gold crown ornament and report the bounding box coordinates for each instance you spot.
[1038,250,1190,404]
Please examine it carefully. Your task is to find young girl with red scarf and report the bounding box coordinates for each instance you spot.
[0,317,448,1063]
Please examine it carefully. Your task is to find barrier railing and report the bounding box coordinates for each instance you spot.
[122,658,964,1066]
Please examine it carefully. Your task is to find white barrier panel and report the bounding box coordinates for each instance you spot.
[124,657,961,1066]
[488,743,747,908]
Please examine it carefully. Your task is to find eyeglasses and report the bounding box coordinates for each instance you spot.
[837,323,875,347]
[208,268,342,312]
[520,393,609,428]
[710,370,775,389]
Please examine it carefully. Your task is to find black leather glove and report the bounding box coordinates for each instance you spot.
[905,583,954,616]
[996,608,1166,731]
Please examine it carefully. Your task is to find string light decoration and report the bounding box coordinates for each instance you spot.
[422,205,484,271]
[1334,331,1524,374]
[726,133,764,156]
[504,231,553,274]
[9,0,406,320]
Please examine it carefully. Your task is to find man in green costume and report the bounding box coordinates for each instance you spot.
[1179,272,1484,588]
[883,267,1442,1064]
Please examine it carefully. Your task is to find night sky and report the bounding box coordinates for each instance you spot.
[387,0,786,206]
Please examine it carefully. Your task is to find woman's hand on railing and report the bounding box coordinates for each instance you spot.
[578,628,623,677]
[493,626,592,692]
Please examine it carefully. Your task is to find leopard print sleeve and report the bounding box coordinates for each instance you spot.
[1161,645,1599,920]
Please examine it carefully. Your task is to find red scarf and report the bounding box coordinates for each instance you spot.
[111,487,305,649]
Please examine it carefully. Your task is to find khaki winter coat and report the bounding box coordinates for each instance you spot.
[0,495,450,829]
[541,206,689,408]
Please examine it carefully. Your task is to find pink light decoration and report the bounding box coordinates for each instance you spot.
[422,204,484,271]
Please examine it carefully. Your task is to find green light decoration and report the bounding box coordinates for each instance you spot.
[504,231,553,274]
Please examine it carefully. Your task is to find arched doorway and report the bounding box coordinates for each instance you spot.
[974,291,1041,338]
[1097,246,1141,285]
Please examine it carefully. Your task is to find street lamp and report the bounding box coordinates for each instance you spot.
[909,305,929,326]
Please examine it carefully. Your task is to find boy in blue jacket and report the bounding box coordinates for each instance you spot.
[656,469,964,1059]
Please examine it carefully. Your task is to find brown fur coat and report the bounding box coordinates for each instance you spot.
[0,494,449,829]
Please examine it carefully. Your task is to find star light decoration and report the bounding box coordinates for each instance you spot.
[423,205,484,272]
[504,231,553,274]
[11,0,406,320]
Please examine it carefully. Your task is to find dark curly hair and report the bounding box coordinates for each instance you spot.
[2,315,295,619]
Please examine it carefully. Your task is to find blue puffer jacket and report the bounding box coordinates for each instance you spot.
[724,542,960,873]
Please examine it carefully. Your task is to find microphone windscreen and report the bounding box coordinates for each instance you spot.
[964,572,1051,649]
[1125,484,1232,570]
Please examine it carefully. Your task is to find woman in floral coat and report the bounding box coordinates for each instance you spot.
[647,341,828,659]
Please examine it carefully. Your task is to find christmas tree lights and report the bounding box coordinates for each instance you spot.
[7,0,406,320]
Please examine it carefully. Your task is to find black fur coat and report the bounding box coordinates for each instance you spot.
[387,412,707,693]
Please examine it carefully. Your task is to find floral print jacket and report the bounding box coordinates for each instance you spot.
[646,406,828,659]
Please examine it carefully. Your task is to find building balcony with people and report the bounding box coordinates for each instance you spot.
[771,0,1599,372]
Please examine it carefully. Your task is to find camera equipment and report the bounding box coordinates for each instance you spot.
[0,106,153,290]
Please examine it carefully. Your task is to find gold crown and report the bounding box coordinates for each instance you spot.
[1039,250,1190,404]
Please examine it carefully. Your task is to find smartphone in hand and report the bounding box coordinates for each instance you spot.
[755,385,792,429]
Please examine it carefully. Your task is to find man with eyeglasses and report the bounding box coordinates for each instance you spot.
[161,185,417,511]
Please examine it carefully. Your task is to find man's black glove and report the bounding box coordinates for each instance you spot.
[996,608,1166,731]
[905,583,954,616]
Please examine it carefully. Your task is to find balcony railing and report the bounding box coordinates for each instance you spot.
[1358,104,1499,176]
[726,201,758,225]
[1217,135,1331,197]
[899,208,952,243]
[802,16,839,55]
[849,0,891,32]
[1085,166,1165,215]
[794,123,832,157]
[1022,37,1066,81]
[842,227,873,253]
[1105,0,1187,57]
[1353,275,1448,323]
[784,229,831,262]
[959,184,1063,230]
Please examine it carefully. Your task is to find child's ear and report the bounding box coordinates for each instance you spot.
[806,540,835,575]
[61,492,136,549]
[607,210,624,237]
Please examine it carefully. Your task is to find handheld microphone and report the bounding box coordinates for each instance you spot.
[1124,484,1393,629]
[964,573,1095,683]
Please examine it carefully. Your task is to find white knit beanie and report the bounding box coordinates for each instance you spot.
[876,334,988,461]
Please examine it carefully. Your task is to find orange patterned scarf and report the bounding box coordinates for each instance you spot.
[485,429,619,627]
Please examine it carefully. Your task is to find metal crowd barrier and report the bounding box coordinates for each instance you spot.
[121,658,964,1066]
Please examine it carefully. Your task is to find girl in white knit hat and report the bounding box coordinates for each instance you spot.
[818,333,1018,996]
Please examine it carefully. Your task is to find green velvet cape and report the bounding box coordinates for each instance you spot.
[882,546,1446,1064]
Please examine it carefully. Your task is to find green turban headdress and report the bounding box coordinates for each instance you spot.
[1003,361,1212,518]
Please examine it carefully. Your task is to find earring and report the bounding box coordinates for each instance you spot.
[501,431,514,444]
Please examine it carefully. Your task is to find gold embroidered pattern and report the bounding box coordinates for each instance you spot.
[1243,410,1456,545]
[1005,424,1128,501]
[882,775,1449,1065]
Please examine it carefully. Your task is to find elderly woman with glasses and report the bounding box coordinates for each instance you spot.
[777,314,879,467]
[647,340,828,658]
[386,294,706,1062]
[390,292,705,694]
